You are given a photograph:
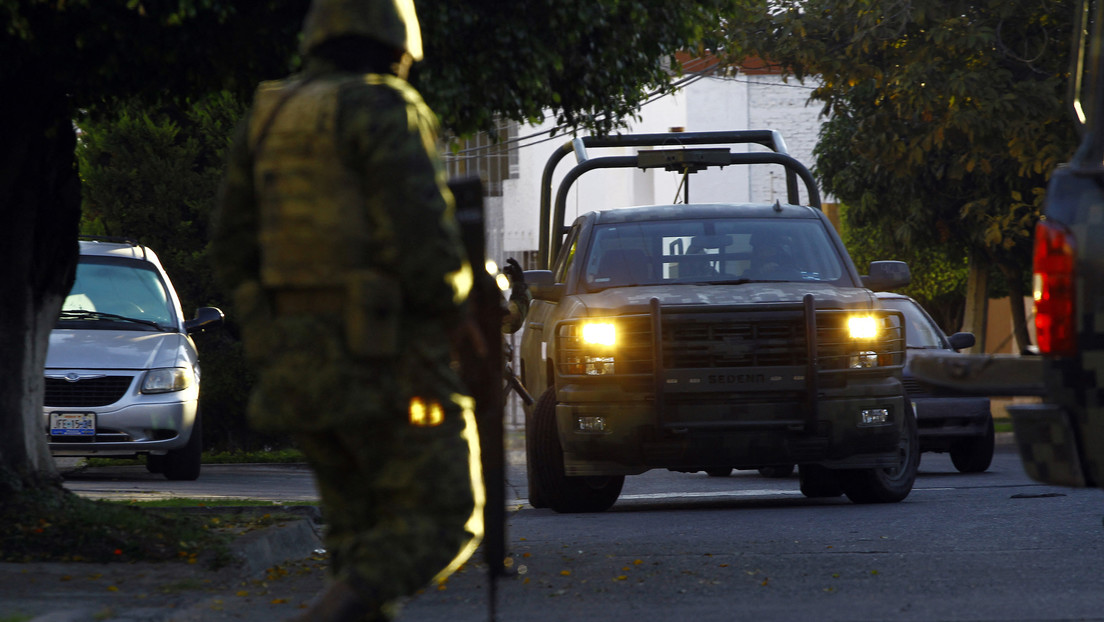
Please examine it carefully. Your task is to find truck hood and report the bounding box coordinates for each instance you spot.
[45,329,193,371]
[573,282,876,316]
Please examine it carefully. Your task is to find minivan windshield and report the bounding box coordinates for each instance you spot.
[57,257,177,330]
[582,218,847,291]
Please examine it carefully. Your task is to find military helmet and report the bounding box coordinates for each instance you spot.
[300,0,424,61]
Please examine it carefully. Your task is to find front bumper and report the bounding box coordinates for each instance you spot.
[555,375,906,476]
[44,399,197,457]
[913,395,991,451]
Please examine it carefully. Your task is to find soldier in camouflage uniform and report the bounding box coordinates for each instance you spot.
[210,1,482,619]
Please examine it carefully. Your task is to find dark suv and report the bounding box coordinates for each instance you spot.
[520,130,918,512]
[910,1,1104,491]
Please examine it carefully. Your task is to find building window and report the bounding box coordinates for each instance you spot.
[443,120,518,197]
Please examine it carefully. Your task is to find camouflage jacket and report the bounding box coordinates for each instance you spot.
[212,60,469,383]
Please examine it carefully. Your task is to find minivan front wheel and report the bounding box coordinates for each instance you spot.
[163,412,202,481]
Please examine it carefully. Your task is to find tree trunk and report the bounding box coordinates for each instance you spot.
[961,251,990,354]
[1000,263,1032,354]
[0,89,82,500]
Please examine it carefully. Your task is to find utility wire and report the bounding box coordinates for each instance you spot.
[445,62,718,157]
[445,70,818,160]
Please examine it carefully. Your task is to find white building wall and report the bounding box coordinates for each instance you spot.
[497,70,826,268]
[746,75,824,206]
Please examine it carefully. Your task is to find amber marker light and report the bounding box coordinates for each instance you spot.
[409,397,444,427]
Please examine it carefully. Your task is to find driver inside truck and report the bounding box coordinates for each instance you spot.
[747,232,799,280]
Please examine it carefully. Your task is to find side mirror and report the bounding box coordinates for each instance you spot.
[525,270,564,302]
[185,306,225,334]
[947,332,976,351]
[862,260,911,291]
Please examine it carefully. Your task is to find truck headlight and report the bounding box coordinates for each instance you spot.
[849,351,879,369]
[582,322,617,346]
[559,321,618,375]
[142,367,193,393]
[847,315,879,340]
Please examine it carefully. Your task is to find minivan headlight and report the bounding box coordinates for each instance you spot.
[142,367,194,394]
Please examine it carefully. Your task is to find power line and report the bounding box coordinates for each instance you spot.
[445,69,816,159]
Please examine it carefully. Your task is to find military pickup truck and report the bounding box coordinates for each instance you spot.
[519,130,918,512]
[911,0,1104,491]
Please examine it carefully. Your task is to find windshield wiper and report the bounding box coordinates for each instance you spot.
[58,310,171,331]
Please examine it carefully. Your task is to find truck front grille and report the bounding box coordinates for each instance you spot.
[556,304,904,378]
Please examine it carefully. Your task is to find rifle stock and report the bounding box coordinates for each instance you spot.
[449,177,508,582]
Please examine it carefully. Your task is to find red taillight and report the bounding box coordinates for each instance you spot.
[1033,219,1077,356]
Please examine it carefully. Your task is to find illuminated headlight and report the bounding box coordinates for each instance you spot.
[848,315,879,340]
[849,351,879,369]
[582,322,617,346]
[565,355,615,375]
[142,367,194,394]
[576,416,607,432]
[560,321,618,375]
[860,408,890,425]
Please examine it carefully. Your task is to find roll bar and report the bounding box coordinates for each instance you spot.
[537,130,823,268]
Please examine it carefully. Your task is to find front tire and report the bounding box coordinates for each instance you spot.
[525,401,549,509]
[530,388,623,513]
[839,401,919,504]
[950,415,995,473]
[799,464,843,498]
[163,412,202,481]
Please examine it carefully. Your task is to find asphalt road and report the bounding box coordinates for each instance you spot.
[399,444,1104,622]
[43,441,1104,622]
[60,461,320,503]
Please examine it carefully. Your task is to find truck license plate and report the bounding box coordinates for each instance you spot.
[50,412,96,437]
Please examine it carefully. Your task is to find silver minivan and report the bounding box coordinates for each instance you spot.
[43,239,223,480]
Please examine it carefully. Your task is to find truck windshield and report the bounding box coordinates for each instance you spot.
[57,257,177,330]
[583,218,846,290]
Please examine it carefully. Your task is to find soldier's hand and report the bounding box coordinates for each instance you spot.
[503,258,525,285]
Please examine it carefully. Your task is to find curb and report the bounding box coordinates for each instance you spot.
[19,512,326,622]
[231,516,324,577]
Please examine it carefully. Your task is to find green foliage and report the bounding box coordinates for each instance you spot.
[77,93,241,310]
[85,448,305,468]
[3,1,308,104]
[723,0,1079,301]
[76,94,282,452]
[415,0,742,136]
[59,1,738,453]
[839,204,968,331]
[7,0,737,137]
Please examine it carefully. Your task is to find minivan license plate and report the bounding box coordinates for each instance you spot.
[50,412,95,437]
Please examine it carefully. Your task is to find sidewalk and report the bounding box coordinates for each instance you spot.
[0,510,330,622]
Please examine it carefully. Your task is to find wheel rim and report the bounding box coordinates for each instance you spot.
[883,417,913,482]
